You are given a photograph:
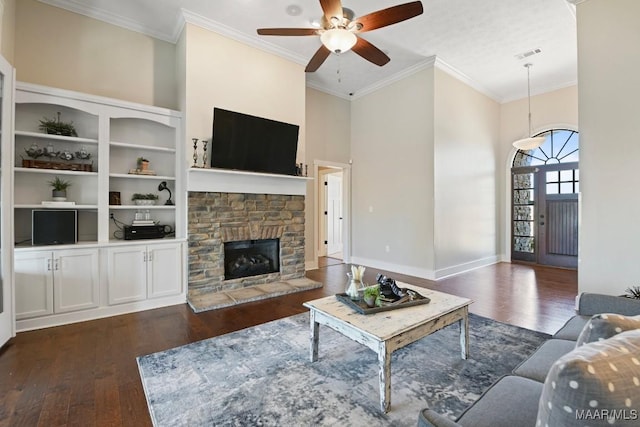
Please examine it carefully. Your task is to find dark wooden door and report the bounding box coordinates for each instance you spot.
[537,163,579,268]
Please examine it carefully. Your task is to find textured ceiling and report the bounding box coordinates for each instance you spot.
[39,0,578,102]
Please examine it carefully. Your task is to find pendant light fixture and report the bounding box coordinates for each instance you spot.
[512,63,546,150]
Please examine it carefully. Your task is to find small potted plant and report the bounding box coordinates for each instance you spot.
[137,157,150,171]
[363,285,381,308]
[132,193,159,206]
[48,176,72,201]
[39,112,78,137]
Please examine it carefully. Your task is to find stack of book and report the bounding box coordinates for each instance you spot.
[132,219,157,226]
[128,169,156,176]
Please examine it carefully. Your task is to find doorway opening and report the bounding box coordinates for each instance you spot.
[314,161,351,268]
[511,129,579,268]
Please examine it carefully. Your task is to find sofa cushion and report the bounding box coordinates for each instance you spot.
[455,375,543,427]
[552,315,590,341]
[576,313,640,347]
[512,339,576,382]
[537,329,640,427]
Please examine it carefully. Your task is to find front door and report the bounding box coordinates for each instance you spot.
[537,163,579,268]
[511,129,580,269]
[0,54,15,347]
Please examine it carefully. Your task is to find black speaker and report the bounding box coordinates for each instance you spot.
[32,210,77,245]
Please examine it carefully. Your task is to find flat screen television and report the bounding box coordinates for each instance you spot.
[32,209,77,245]
[210,108,299,176]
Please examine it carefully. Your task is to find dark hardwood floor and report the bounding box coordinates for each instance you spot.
[0,261,577,426]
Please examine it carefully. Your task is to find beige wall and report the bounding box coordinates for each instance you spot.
[576,0,640,295]
[305,88,350,265]
[14,0,177,109]
[0,0,15,63]
[350,68,436,278]
[434,68,501,276]
[182,24,305,163]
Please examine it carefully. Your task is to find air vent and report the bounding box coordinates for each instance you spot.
[515,48,542,60]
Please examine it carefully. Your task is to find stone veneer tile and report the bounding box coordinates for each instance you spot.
[188,192,306,296]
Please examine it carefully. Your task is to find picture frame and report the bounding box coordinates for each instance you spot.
[109,191,121,205]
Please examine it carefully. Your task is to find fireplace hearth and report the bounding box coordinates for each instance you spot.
[224,238,280,280]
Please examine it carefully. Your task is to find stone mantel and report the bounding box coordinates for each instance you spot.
[187,167,312,195]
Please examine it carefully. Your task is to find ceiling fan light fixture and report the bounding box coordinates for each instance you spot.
[320,28,357,53]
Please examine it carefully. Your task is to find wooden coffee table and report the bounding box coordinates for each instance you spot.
[303,283,472,413]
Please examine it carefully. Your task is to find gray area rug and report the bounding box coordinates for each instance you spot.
[137,312,550,426]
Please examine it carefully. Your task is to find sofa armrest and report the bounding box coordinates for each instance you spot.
[418,408,461,427]
[578,292,640,316]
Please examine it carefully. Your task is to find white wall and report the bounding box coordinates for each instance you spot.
[14,0,177,109]
[576,0,640,295]
[350,68,436,278]
[433,68,501,277]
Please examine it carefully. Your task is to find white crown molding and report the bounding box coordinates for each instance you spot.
[178,9,307,66]
[434,57,503,102]
[566,0,590,5]
[305,80,352,101]
[348,56,437,100]
[500,79,578,104]
[38,0,175,42]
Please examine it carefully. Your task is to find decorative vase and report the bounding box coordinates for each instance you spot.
[345,273,363,301]
[363,294,376,308]
[52,190,66,201]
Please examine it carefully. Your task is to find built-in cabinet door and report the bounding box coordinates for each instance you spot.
[148,243,182,298]
[54,248,99,313]
[107,245,147,305]
[14,251,54,319]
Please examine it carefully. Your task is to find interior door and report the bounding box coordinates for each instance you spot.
[0,54,15,347]
[326,172,343,257]
[537,163,579,268]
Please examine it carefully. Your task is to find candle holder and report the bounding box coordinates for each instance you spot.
[192,138,199,167]
[202,139,208,168]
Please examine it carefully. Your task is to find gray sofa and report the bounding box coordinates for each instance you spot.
[418,293,640,427]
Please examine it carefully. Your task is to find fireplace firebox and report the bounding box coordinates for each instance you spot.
[224,238,280,280]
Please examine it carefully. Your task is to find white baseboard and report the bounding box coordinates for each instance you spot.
[350,255,501,282]
[350,256,436,281]
[305,260,319,271]
[16,293,187,332]
[434,255,501,280]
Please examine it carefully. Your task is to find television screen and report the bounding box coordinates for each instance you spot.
[32,210,77,245]
[210,108,299,176]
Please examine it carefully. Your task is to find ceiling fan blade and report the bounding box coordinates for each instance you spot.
[354,1,423,33]
[305,45,331,72]
[351,37,390,67]
[320,0,343,23]
[257,28,319,36]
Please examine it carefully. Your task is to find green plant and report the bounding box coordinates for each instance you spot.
[131,193,159,200]
[48,176,72,191]
[38,112,78,137]
[624,286,640,299]
[363,286,380,299]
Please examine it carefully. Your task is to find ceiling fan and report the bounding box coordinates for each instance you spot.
[257,0,424,72]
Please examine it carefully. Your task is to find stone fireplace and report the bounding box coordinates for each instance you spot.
[188,191,306,293]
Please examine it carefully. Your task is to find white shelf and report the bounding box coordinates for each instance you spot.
[15,204,98,209]
[109,173,175,180]
[109,205,176,210]
[15,130,98,145]
[110,140,176,153]
[14,167,97,176]
[188,167,311,195]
